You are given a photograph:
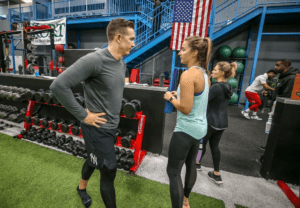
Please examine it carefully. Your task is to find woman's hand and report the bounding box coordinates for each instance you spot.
[171,91,177,98]
[164,91,173,101]
[83,109,107,128]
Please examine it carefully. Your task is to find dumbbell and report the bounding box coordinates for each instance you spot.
[20,108,26,115]
[27,35,36,42]
[121,131,136,148]
[53,96,61,105]
[24,116,33,124]
[120,98,128,114]
[26,64,35,75]
[122,99,142,118]
[26,89,43,101]
[35,89,50,102]
[33,115,48,126]
[11,90,29,102]
[0,111,9,118]
[120,156,135,171]
[119,148,127,157]
[43,91,55,104]
[42,117,56,128]
[115,146,120,154]
[3,91,13,100]
[27,43,37,51]
[114,129,122,144]
[74,93,85,107]
[61,121,76,133]
[8,113,24,122]
[71,125,80,136]
[27,53,38,62]
[50,119,65,130]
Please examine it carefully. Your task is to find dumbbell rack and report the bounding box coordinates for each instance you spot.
[117,112,147,174]
[18,100,147,174]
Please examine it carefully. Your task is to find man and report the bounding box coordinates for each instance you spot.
[50,18,135,208]
[270,59,299,100]
[258,59,298,151]
[242,70,277,120]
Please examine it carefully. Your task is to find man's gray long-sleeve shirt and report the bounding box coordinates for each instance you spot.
[50,48,127,129]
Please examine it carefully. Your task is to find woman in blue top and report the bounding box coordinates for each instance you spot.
[164,36,212,208]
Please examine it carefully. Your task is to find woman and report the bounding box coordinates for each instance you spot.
[196,62,237,185]
[163,36,212,208]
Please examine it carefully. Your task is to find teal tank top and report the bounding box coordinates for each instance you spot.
[174,66,209,140]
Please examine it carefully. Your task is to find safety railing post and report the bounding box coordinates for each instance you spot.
[235,0,240,20]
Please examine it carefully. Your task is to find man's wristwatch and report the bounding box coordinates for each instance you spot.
[169,96,175,102]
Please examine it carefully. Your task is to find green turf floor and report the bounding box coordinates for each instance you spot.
[0,133,246,208]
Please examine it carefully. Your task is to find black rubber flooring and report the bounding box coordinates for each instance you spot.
[162,106,270,178]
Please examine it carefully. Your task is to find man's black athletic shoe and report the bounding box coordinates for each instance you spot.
[77,186,92,208]
[208,171,223,184]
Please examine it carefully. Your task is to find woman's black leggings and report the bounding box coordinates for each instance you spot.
[167,132,200,208]
[198,125,224,172]
[81,160,117,208]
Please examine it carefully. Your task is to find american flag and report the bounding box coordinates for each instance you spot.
[170,0,213,51]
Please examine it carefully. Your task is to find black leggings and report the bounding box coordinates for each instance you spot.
[81,160,117,208]
[167,132,200,208]
[198,125,224,172]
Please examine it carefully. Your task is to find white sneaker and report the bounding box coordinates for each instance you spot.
[251,115,263,120]
[241,110,250,119]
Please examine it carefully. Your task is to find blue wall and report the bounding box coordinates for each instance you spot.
[34,0,51,4]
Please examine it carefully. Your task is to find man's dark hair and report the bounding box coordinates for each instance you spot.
[277,59,291,66]
[106,18,134,42]
[267,69,277,74]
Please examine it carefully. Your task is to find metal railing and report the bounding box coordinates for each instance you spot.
[9,0,154,22]
[133,1,174,52]
[213,0,299,32]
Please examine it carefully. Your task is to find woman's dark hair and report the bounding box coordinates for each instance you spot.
[185,36,212,74]
[217,62,237,79]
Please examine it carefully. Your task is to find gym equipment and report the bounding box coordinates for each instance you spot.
[8,113,24,122]
[35,89,49,102]
[27,53,38,62]
[71,125,80,135]
[120,98,128,114]
[121,131,136,148]
[123,99,141,118]
[126,150,134,158]
[51,119,65,130]
[27,35,36,42]
[228,77,238,89]
[74,93,85,106]
[27,43,37,51]
[61,121,76,133]
[42,117,56,128]
[230,92,239,104]
[55,44,65,53]
[218,45,232,58]
[236,62,244,74]
[53,96,61,105]
[115,146,120,154]
[43,91,54,104]
[26,64,35,74]
[33,115,48,126]
[119,148,126,157]
[232,47,246,58]
[115,129,122,144]
[58,56,64,64]
[27,89,42,101]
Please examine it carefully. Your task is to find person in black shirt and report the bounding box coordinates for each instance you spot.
[196,62,237,185]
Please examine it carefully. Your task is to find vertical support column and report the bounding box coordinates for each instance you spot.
[64,26,68,49]
[244,7,266,110]
[208,0,216,40]
[9,24,16,74]
[238,24,253,105]
[164,50,177,113]
[76,30,81,49]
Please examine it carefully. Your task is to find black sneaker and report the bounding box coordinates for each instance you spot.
[258,146,266,151]
[208,171,223,184]
[77,186,92,208]
[196,163,202,171]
